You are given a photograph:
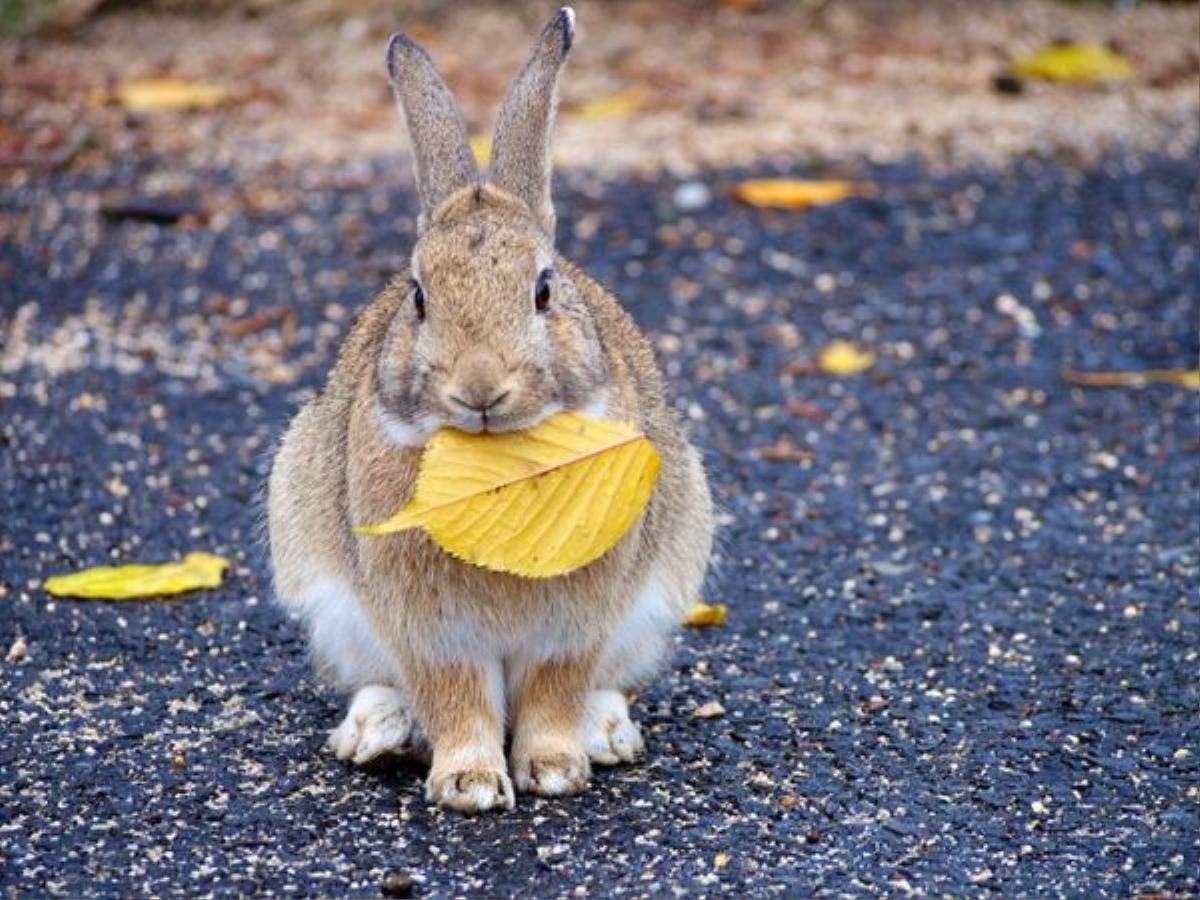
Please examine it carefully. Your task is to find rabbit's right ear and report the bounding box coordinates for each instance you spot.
[386,33,479,229]
[488,7,575,237]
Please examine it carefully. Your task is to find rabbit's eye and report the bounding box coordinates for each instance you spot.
[411,279,426,321]
[535,268,552,313]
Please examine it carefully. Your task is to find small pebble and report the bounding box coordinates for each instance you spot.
[5,637,27,664]
[693,700,726,719]
[673,181,712,211]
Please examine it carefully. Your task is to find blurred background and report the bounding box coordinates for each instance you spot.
[2,0,1198,175]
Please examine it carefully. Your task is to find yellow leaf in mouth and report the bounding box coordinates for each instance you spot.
[43,552,229,600]
[733,179,867,210]
[357,412,661,579]
[817,340,876,376]
[115,78,226,113]
[683,600,727,628]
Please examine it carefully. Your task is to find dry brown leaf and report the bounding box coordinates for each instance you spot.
[1063,368,1200,390]
[757,439,812,464]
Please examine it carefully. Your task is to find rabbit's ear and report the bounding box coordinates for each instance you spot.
[386,33,479,227]
[489,7,575,236]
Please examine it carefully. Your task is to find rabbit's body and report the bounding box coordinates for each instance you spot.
[268,10,712,813]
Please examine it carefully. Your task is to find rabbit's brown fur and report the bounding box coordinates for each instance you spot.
[268,7,712,813]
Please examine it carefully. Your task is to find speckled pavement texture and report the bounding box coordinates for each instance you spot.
[1,150,1198,897]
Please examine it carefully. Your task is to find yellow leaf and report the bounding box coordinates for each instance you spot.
[44,552,229,600]
[1011,44,1134,84]
[357,412,661,579]
[115,78,226,113]
[469,134,492,166]
[1063,368,1200,390]
[818,340,876,376]
[684,601,727,628]
[572,88,648,121]
[734,179,866,210]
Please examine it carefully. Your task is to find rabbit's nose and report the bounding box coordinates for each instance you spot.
[448,389,510,414]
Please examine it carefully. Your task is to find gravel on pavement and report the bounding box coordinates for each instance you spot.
[1,147,1197,896]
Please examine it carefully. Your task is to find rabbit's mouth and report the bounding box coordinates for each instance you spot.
[448,401,564,436]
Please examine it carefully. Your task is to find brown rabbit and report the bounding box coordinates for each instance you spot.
[267,7,713,813]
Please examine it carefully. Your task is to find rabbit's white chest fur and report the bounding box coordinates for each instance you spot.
[292,563,674,705]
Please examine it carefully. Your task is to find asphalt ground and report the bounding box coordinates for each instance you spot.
[1,149,1198,897]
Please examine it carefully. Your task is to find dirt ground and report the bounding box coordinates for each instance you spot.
[2,0,1198,178]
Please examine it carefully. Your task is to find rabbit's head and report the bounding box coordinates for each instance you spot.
[376,8,607,442]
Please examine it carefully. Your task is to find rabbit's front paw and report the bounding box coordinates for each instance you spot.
[328,685,418,765]
[512,743,590,797]
[426,761,515,813]
[579,689,644,765]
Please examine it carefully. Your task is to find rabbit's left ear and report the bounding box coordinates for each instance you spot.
[386,32,479,229]
[489,7,575,237]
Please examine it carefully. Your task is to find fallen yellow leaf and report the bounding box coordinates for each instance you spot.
[358,412,661,578]
[1011,44,1134,84]
[684,601,727,628]
[571,88,648,121]
[1063,368,1200,390]
[115,78,226,113]
[733,179,866,210]
[818,340,876,376]
[469,134,492,166]
[44,552,229,600]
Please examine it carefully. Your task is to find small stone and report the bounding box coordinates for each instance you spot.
[861,696,889,715]
[170,753,187,771]
[714,852,729,869]
[749,771,774,790]
[381,873,415,898]
[1174,748,1191,762]
[5,636,27,664]
[992,72,1024,94]
[693,700,726,719]
[673,181,711,211]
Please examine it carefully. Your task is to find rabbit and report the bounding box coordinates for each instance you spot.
[267,6,713,813]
